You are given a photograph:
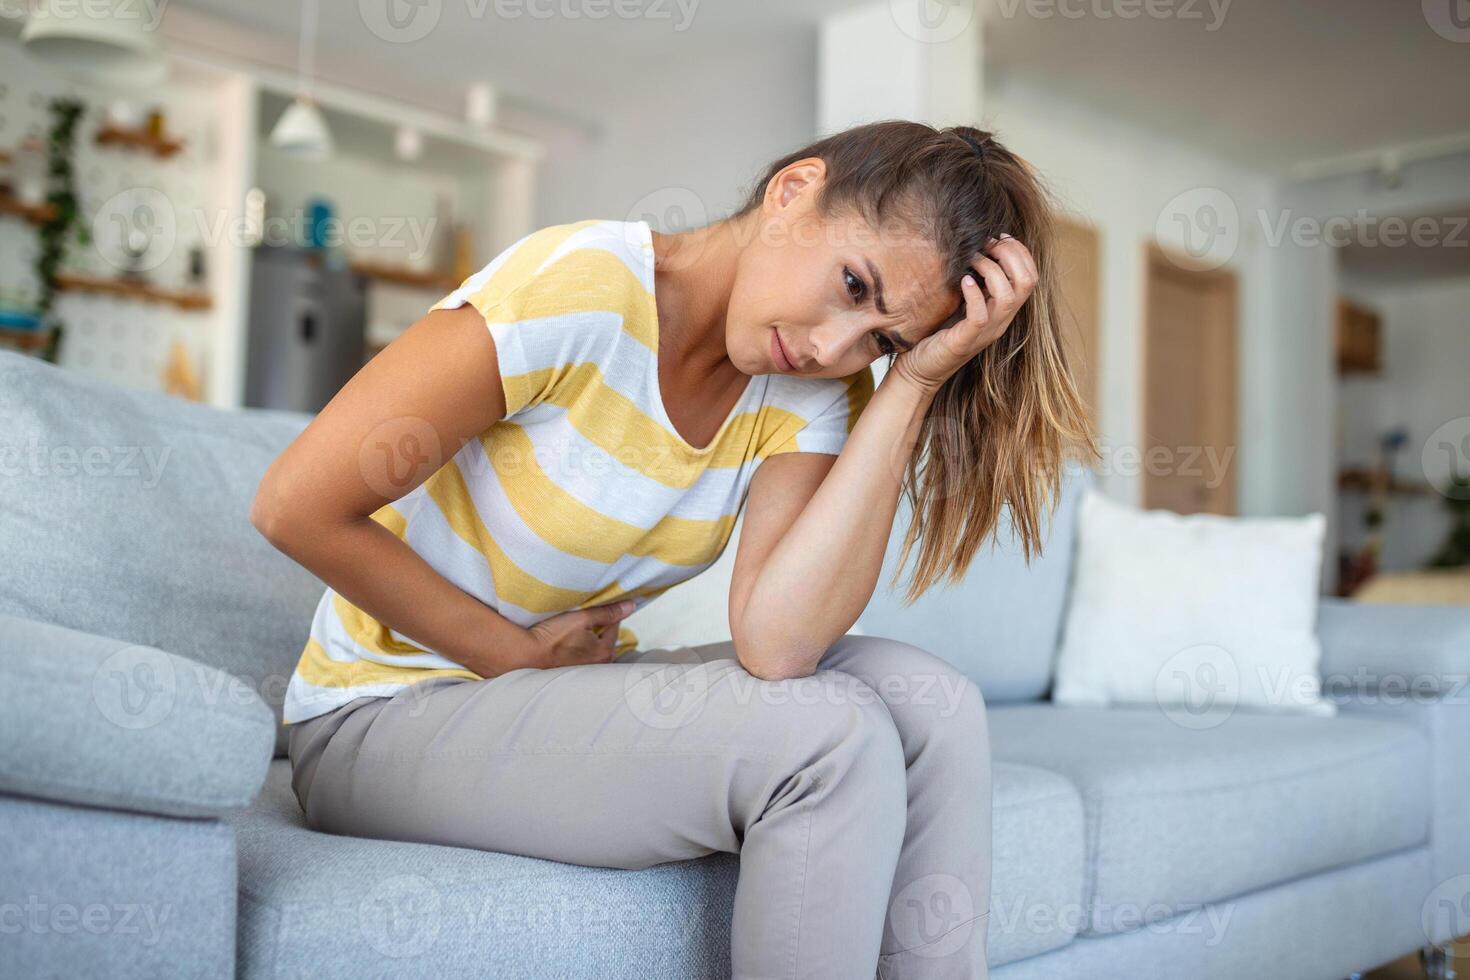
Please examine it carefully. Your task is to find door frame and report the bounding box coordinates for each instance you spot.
[1141,241,1239,514]
[1055,215,1102,426]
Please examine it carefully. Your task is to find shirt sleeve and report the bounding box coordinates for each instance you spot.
[426,233,554,419]
[764,367,876,457]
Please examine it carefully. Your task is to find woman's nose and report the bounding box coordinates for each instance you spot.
[807,323,861,369]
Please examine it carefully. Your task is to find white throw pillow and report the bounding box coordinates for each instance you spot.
[1053,489,1334,718]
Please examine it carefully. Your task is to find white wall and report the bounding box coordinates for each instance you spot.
[984,78,1332,521]
[502,34,818,232]
[1290,149,1470,574]
[0,36,241,402]
[1335,275,1470,570]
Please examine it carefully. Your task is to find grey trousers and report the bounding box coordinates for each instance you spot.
[287,634,993,979]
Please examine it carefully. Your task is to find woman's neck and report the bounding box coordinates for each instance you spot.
[649,215,748,377]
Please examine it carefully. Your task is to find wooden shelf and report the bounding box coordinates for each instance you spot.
[1336,298,1382,375]
[95,124,185,159]
[0,191,55,225]
[0,326,52,351]
[350,260,459,292]
[1337,467,1431,496]
[54,272,212,311]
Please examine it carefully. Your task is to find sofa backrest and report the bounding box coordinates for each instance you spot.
[855,462,1091,703]
[0,352,321,755]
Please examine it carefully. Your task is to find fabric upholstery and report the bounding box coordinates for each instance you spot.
[995,846,1432,980]
[0,793,237,980]
[0,351,320,756]
[235,757,1085,976]
[856,463,1092,703]
[0,614,275,818]
[1334,690,1470,941]
[1318,598,1470,695]
[986,762,1087,965]
[988,702,1431,935]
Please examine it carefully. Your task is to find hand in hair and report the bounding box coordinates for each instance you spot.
[889,235,1038,393]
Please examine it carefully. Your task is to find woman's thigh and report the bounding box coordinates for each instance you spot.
[286,655,905,871]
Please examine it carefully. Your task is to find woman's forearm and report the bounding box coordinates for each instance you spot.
[264,516,533,678]
[734,371,936,676]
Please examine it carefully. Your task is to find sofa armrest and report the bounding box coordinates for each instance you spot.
[1317,598,1470,696]
[0,613,275,818]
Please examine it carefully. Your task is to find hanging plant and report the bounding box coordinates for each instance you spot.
[35,96,89,364]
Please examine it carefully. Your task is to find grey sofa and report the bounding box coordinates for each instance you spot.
[1,347,1466,980]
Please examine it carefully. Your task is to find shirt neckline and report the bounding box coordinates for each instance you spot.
[636,218,758,456]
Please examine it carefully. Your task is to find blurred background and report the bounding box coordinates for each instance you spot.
[0,0,1466,602]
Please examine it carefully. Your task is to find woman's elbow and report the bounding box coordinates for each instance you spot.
[740,658,812,682]
[250,471,305,553]
[732,633,817,682]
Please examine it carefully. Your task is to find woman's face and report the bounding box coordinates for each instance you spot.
[725,161,960,380]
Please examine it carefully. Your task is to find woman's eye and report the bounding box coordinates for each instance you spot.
[843,266,866,303]
[873,333,896,357]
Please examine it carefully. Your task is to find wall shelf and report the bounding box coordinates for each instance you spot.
[350,260,460,292]
[0,190,55,224]
[0,326,51,351]
[1337,467,1431,496]
[54,272,212,311]
[95,123,185,159]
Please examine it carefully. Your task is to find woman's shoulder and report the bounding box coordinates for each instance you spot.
[431,218,654,327]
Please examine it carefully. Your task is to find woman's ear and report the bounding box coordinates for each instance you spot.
[765,158,826,211]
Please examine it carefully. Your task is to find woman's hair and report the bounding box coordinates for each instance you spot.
[732,119,1100,603]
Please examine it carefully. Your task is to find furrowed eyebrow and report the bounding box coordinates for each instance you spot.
[864,257,889,316]
[863,257,914,351]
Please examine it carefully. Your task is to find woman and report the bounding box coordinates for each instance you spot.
[253,119,1094,978]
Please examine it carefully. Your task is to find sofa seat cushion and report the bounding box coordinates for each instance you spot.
[987,762,1087,966]
[232,761,737,980]
[237,759,1083,976]
[987,703,1431,937]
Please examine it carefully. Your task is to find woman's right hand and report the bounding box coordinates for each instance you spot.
[521,600,637,669]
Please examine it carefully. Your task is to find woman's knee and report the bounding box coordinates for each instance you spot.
[822,635,990,752]
[744,667,908,797]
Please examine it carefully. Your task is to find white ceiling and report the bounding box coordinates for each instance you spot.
[144,0,1470,176]
[166,0,872,132]
[985,0,1470,173]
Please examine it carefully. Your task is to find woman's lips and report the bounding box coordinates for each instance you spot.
[770,328,795,373]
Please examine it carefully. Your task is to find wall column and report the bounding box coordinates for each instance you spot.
[818,0,985,134]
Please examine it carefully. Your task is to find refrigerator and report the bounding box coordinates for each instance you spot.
[243,245,366,413]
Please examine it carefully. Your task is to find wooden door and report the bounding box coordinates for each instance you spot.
[1055,217,1101,424]
[1142,244,1238,515]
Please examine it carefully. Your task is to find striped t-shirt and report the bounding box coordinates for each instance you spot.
[282,218,874,724]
